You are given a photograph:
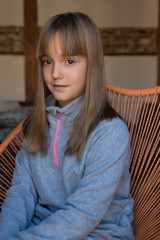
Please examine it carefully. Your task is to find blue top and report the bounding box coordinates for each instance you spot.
[0,96,135,240]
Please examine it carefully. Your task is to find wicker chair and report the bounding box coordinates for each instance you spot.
[0,84,160,240]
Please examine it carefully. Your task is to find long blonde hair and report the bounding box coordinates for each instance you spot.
[23,12,117,160]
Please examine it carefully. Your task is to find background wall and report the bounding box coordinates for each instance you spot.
[0,0,159,111]
[0,0,24,109]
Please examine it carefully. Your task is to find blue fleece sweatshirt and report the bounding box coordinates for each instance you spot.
[0,95,135,240]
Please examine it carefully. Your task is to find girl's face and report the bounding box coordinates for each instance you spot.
[41,32,87,107]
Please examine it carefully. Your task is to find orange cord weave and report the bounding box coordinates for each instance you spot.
[107,84,160,240]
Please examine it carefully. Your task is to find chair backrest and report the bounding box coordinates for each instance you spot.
[107,83,160,240]
[0,84,159,239]
[0,119,24,209]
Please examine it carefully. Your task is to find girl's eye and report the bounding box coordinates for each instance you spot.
[42,59,52,66]
[66,59,75,65]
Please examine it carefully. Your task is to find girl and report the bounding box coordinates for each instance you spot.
[0,12,134,240]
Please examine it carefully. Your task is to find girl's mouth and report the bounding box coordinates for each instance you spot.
[53,85,68,90]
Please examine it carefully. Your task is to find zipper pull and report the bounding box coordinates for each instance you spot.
[53,113,61,167]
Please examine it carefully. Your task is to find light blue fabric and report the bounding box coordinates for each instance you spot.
[0,96,135,240]
[83,237,104,240]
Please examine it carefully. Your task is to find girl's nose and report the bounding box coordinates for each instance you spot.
[52,64,63,80]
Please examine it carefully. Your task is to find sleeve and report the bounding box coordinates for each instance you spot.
[0,149,37,240]
[7,120,131,240]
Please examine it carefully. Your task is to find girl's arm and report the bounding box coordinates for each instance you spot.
[0,149,37,240]
[7,120,133,240]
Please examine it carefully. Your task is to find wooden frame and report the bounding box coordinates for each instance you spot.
[24,0,38,102]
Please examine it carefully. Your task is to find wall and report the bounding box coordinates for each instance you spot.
[38,0,158,27]
[0,0,159,110]
[0,0,25,105]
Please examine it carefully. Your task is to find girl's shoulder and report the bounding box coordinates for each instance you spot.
[97,116,129,136]
[89,117,130,147]
[83,116,131,168]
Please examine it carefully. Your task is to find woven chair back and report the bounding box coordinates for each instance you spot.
[107,83,160,240]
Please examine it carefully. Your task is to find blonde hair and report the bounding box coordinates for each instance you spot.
[23,12,117,160]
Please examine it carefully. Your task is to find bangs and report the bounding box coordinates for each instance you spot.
[40,31,87,58]
[58,28,87,57]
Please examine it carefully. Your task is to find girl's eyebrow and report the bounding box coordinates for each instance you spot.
[61,54,76,57]
[40,55,48,59]
[39,54,78,60]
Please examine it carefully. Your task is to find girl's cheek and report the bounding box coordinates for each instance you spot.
[43,73,48,83]
[43,69,49,78]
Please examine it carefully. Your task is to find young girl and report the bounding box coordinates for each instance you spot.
[0,12,134,240]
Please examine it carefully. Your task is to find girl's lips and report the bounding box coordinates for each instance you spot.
[53,85,68,90]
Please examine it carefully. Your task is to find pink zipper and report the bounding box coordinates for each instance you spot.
[53,113,61,166]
